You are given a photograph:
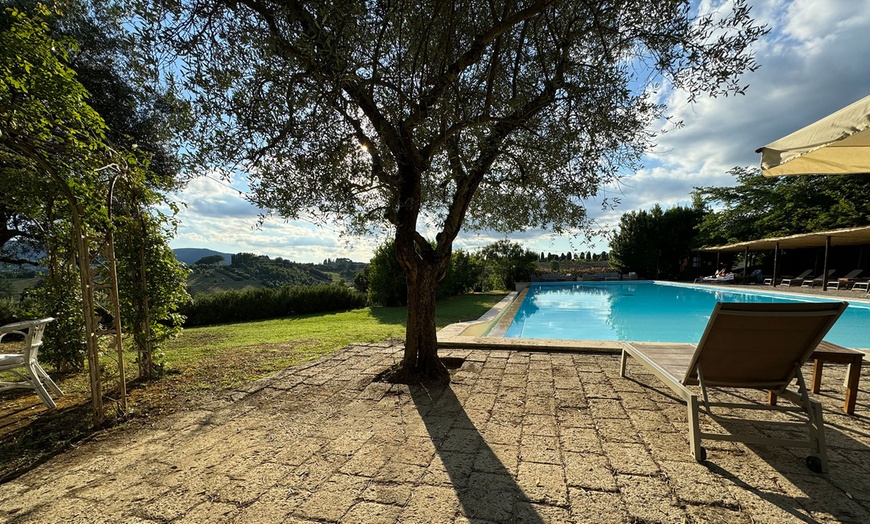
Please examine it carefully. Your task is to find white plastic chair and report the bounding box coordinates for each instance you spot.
[0,318,62,409]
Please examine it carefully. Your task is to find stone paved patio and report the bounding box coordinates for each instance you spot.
[1,342,869,523]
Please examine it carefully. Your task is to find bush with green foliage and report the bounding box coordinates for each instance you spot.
[478,240,539,290]
[367,240,485,306]
[367,240,408,307]
[438,249,485,298]
[353,266,370,294]
[182,284,366,326]
[0,297,23,326]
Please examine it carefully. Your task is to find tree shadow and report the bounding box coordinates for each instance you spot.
[0,400,95,483]
[409,359,545,523]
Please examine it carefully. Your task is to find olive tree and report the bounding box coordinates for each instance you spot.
[149,0,766,382]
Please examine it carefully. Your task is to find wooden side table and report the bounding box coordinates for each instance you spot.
[769,341,864,415]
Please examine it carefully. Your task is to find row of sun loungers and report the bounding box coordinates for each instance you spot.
[764,269,869,293]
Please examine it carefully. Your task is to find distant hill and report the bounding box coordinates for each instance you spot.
[173,248,233,266]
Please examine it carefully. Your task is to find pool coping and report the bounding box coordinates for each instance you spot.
[436,280,870,352]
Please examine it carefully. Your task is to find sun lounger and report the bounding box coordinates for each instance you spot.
[828,270,863,290]
[801,269,835,288]
[779,269,812,287]
[620,301,847,472]
[852,280,869,293]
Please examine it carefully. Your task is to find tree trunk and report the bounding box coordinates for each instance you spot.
[391,227,450,384]
[398,267,448,382]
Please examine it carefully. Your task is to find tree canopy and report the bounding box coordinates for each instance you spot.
[149,0,767,381]
[1,4,189,385]
[695,167,870,246]
[608,203,706,279]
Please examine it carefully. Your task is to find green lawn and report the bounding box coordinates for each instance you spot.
[161,291,506,390]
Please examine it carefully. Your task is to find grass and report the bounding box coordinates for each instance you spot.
[0,292,506,481]
[161,291,503,389]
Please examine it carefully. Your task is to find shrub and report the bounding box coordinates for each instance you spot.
[367,240,407,307]
[478,240,539,290]
[438,249,485,298]
[181,284,366,326]
[367,240,484,306]
[0,297,23,326]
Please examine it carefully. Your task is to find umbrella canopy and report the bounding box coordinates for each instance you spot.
[757,94,870,176]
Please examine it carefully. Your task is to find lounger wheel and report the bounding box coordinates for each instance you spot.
[805,456,823,473]
[695,446,707,462]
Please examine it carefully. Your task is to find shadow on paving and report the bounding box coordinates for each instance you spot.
[410,376,545,523]
[711,388,870,523]
[626,371,870,522]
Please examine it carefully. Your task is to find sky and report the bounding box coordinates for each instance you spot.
[168,0,870,264]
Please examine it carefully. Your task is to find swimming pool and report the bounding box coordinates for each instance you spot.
[504,281,870,349]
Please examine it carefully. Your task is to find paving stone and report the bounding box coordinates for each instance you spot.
[588,398,628,419]
[567,488,631,523]
[335,441,393,477]
[227,488,303,523]
[683,504,753,523]
[602,442,659,476]
[421,451,475,488]
[594,418,642,444]
[400,485,460,524]
[459,471,518,521]
[616,473,686,523]
[516,461,568,506]
[340,501,403,523]
[360,481,413,506]
[522,413,559,436]
[559,427,604,454]
[481,419,523,446]
[514,502,574,523]
[659,460,740,506]
[378,459,427,483]
[472,443,519,475]
[519,434,561,464]
[291,473,369,521]
[555,407,594,428]
[564,451,618,492]
[524,394,557,415]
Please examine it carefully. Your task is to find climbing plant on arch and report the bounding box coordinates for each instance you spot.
[1,6,188,424]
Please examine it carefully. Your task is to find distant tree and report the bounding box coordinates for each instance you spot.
[353,266,370,295]
[550,260,560,271]
[540,252,545,261]
[194,255,225,266]
[587,251,593,261]
[609,204,706,278]
[566,252,572,261]
[600,251,608,261]
[232,253,260,267]
[151,0,767,381]
[578,252,585,261]
[479,240,539,290]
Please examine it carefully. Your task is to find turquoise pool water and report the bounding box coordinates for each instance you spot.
[504,281,870,348]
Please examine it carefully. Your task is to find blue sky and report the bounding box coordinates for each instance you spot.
[168,0,870,264]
